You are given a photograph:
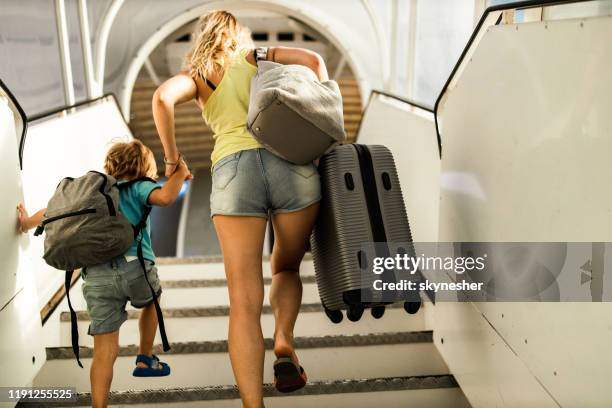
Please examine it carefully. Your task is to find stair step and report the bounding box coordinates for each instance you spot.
[60,281,321,311]
[36,331,449,391]
[161,274,316,289]
[48,331,433,360]
[154,256,316,281]
[67,376,465,407]
[60,297,391,323]
[48,259,428,347]
[57,301,427,347]
[52,258,317,314]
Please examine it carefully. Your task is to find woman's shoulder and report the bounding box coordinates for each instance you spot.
[238,48,257,67]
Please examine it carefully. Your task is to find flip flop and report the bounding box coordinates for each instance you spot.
[132,354,171,377]
[273,356,307,393]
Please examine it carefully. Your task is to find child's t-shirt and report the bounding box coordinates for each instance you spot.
[117,180,161,262]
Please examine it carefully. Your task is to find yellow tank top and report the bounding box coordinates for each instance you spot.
[202,49,262,167]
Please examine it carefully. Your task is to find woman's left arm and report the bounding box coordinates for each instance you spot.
[152,72,198,177]
[267,46,329,81]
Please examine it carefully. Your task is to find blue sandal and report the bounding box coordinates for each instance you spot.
[132,354,171,377]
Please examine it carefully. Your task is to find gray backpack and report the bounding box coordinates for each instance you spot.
[247,47,346,164]
[34,171,133,270]
[34,171,170,366]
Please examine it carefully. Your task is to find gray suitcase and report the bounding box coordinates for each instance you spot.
[310,144,421,323]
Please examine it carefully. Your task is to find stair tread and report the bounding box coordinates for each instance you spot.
[59,300,408,322]
[162,275,316,288]
[46,331,433,360]
[73,375,459,405]
[156,253,310,265]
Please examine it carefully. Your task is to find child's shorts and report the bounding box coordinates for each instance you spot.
[81,256,162,335]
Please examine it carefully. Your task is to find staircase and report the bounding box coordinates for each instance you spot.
[32,257,470,407]
[129,78,363,171]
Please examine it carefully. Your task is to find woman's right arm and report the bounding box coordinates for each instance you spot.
[152,72,198,177]
[267,46,329,81]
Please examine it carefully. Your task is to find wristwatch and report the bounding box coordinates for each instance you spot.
[254,47,268,64]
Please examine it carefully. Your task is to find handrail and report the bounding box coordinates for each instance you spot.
[27,93,125,124]
[371,90,434,114]
[0,78,28,169]
[354,90,434,142]
[433,0,593,158]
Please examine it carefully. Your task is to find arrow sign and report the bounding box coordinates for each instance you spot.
[580,271,592,285]
[580,260,592,273]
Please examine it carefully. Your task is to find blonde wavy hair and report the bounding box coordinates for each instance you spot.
[184,10,253,80]
[104,140,158,181]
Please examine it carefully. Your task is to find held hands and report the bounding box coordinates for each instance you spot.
[165,155,193,180]
[177,158,194,181]
[164,152,193,180]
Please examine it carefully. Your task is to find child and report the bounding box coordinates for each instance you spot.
[18,140,192,408]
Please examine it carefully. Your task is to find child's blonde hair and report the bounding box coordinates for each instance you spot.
[104,140,158,180]
[184,10,253,81]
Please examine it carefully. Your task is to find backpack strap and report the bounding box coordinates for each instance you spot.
[134,206,171,352]
[117,177,170,351]
[254,47,268,65]
[90,171,116,216]
[65,269,83,367]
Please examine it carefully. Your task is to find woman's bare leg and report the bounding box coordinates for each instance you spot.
[91,330,119,408]
[269,203,319,362]
[213,215,268,408]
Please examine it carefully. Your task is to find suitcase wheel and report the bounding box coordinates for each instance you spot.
[371,306,385,319]
[323,305,343,324]
[404,301,421,315]
[347,304,364,322]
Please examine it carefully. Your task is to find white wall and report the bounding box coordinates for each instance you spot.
[21,97,133,309]
[435,13,612,407]
[0,87,45,394]
[356,92,439,242]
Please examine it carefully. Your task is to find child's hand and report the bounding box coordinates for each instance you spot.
[178,159,194,181]
[17,203,32,233]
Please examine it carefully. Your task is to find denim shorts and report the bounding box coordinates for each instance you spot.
[210,148,321,218]
[81,256,162,335]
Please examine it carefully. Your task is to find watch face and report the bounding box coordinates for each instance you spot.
[256,48,267,62]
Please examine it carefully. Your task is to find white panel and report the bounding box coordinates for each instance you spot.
[436,15,612,408]
[21,97,133,309]
[0,2,66,116]
[433,303,558,408]
[477,302,612,407]
[0,98,22,308]
[0,93,45,392]
[357,93,440,241]
[438,16,612,242]
[0,285,46,392]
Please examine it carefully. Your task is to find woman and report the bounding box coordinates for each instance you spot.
[152,10,326,408]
